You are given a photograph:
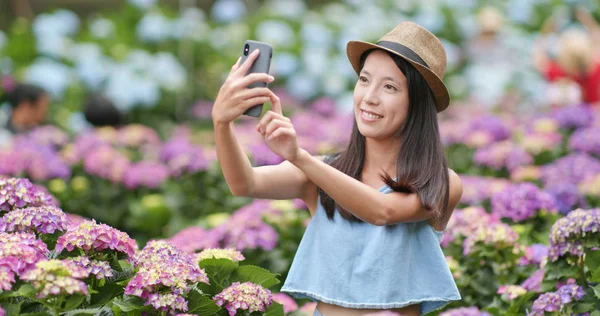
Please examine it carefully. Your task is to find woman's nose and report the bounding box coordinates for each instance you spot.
[363,89,380,105]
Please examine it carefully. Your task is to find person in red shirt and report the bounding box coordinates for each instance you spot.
[533,7,600,106]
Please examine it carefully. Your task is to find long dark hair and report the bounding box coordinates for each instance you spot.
[2,84,47,108]
[318,49,450,224]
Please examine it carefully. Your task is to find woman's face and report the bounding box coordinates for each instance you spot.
[353,50,409,140]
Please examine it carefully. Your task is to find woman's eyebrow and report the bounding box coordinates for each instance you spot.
[360,70,399,84]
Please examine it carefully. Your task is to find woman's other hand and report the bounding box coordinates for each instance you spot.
[211,49,275,125]
[257,94,302,162]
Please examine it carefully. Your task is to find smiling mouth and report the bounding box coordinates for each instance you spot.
[361,109,383,120]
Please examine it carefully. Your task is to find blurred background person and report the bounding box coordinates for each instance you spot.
[83,93,125,128]
[1,82,50,134]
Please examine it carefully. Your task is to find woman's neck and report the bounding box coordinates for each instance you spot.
[363,137,400,177]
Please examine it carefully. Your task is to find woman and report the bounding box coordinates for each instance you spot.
[212,21,462,316]
[2,83,50,133]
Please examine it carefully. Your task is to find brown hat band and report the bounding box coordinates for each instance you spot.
[376,41,429,69]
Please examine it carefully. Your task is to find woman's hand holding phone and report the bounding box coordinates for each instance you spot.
[257,94,302,163]
[211,49,275,125]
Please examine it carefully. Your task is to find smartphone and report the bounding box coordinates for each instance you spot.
[240,40,273,117]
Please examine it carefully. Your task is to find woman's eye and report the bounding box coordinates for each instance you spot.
[359,76,368,83]
[385,84,397,91]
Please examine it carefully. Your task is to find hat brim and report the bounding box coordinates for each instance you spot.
[346,40,450,112]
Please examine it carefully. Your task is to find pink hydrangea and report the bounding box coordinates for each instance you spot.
[271,293,298,313]
[0,232,49,280]
[65,256,113,279]
[20,259,89,298]
[0,178,55,212]
[0,205,69,235]
[196,248,245,262]
[55,220,138,258]
[213,282,273,316]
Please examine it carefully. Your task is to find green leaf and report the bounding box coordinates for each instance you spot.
[89,283,123,307]
[63,294,86,311]
[591,311,600,316]
[234,265,280,288]
[573,303,595,313]
[187,289,222,316]
[108,254,123,273]
[16,284,36,297]
[63,307,111,316]
[112,295,146,312]
[199,258,238,284]
[263,302,284,316]
[592,265,600,283]
[585,250,600,272]
[593,284,600,299]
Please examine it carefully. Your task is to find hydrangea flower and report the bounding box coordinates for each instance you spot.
[160,139,211,177]
[548,208,600,260]
[0,305,4,316]
[20,259,89,298]
[579,173,600,196]
[117,124,161,148]
[440,206,500,248]
[27,125,70,148]
[213,282,273,316]
[0,178,55,212]
[211,200,278,251]
[122,161,170,189]
[541,153,600,187]
[545,183,587,214]
[65,256,113,279]
[0,232,49,278]
[0,205,69,235]
[521,269,545,292]
[568,126,600,156]
[126,241,209,314]
[83,146,130,183]
[551,105,595,130]
[491,182,557,222]
[462,222,519,255]
[165,226,220,253]
[459,176,511,205]
[473,141,532,171]
[467,115,512,143]
[528,281,585,316]
[519,132,562,155]
[439,307,491,316]
[519,244,549,266]
[497,285,526,301]
[0,265,15,291]
[196,248,245,262]
[271,293,298,314]
[55,220,138,258]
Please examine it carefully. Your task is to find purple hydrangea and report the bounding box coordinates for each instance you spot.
[545,183,587,214]
[497,285,527,301]
[473,141,533,171]
[0,205,69,235]
[0,178,55,212]
[27,125,70,149]
[191,100,214,119]
[459,175,512,205]
[310,97,337,117]
[196,248,245,262]
[548,208,600,261]
[0,232,49,280]
[55,220,138,258]
[551,105,595,130]
[467,115,512,143]
[521,269,545,292]
[491,182,557,222]
[64,131,113,164]
[0,137,71,181]
[439,307,491,316]
[20,259,89,298]
[541,153,600,187]
[0,304,4,316]
[568,126,600,156]
[0,265,15,291]
[117,124,161,149]
[83,146,130,183]
[165,226,220,254]
[160,139,210,177]
[248,142,284,166]
[271,293,298,314]
[212,200,278,251]
[528,281,585,315]
[65,256,113,279]
[213,282,273,316]
[122,161,170,189]
[126,241,209,314]
[462,222,519,255]
[519,244,549,267]
[440,206,500,248]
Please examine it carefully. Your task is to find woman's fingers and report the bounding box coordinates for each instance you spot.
[241,96,270,111]
[236,73,274,90]
[265,118,292,136]
[233,49,260,77]
[267,126,295,140]
[237,87,273,100]
[230,57,242,74]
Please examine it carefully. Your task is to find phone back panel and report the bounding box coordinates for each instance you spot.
[240,40,273,89]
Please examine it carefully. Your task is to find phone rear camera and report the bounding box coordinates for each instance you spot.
[244,44,249,56]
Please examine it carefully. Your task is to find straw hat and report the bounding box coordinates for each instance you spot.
[346,21,450,112]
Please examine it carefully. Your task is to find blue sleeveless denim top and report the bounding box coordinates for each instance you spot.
[281,183,461,315]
